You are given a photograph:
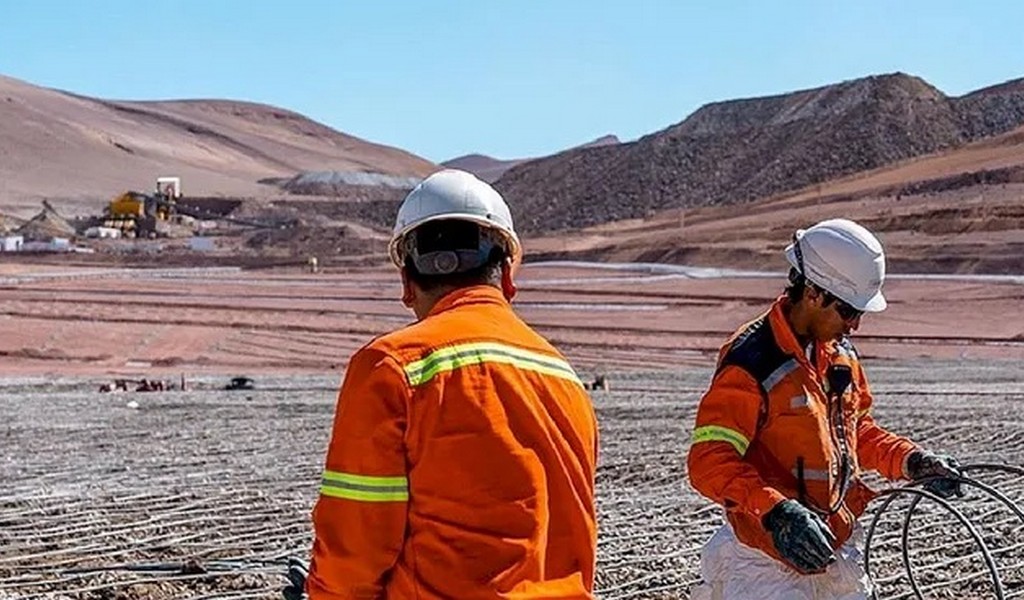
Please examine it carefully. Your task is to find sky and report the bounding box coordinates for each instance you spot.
[1,1,1022,163]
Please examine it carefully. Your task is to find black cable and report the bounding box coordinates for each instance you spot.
[864,484,1003,600]
[863,463,1024,600]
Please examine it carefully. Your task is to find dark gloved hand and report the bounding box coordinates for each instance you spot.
[281,557,308,600]
[906,450,965,499]
[763,499,837,573]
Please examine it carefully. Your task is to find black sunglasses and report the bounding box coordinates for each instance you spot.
[792,234,863,321]
[824,290,863,321]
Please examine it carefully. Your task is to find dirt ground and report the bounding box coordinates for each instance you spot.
[1,263,1023,599]
[1,262,1022,377]
[2,365,1023,599]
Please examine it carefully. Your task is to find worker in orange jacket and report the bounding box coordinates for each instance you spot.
[292,169,598,600]
[687,219,964,599]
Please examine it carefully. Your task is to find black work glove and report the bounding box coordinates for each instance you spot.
[281,557,308,600]
[763,499,837,573]
[906,450,964,499]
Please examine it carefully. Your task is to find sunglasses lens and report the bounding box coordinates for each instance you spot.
[838,302,862,321]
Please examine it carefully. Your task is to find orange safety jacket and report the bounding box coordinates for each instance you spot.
[307,285,598,599]
[687,297,918,570]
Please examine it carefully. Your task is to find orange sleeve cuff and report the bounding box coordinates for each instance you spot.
[746,486,788,522]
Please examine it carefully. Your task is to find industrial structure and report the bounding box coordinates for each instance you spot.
[0,176,288,254]
[103,176,183,238]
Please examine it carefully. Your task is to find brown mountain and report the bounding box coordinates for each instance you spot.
[495,72,1024,233]
[0,74,436,215]
[439,154,516,183]
[527,123,1024,274]
[442,134,621,182]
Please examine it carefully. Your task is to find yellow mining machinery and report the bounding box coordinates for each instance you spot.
[104,176,181,237]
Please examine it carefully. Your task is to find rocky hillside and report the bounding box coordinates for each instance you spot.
[524,123,1024,274]
[443,134,621,182]
[441,154,517,183]
[957,78,1024,136]
[496,73,1024,233]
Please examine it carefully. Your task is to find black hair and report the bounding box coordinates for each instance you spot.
[785,268,807,303]
[785,267,840,308]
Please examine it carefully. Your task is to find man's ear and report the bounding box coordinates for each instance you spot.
[400,268,416,308]
[805,284,825,308]
[500,259,517,301]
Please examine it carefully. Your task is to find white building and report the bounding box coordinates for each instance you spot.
[0,235,24,252]
[21,238,72,252]
[85,226,122,239]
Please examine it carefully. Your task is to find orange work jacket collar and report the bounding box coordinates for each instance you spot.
[767,295,811,361]
[767,296,842,385]
[425,285,509,318]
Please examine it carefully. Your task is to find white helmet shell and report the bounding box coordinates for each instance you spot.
[388,169,521,268]
[784,218,887,312]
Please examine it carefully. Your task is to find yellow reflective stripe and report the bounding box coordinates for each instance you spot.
[692,425,750,455]
[320,470,408,502]
[321,487,408,502]
[855,407,871,419]
[322,471,407,486]
[403,342,583,388]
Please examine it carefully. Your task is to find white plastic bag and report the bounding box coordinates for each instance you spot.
[690,523,873,600]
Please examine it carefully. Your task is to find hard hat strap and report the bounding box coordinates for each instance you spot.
[792,233,806,276]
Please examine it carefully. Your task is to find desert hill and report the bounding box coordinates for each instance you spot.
[527,123,1024,274]
[495,72,1024,234]
[442,134,621,182]
[2,71,1022,275]
[213,118,1024,275]
[0,74,435,216]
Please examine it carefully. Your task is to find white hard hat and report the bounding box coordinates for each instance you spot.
[388,169,522,269]
[784,218,887,312]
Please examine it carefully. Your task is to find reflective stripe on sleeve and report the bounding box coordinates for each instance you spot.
[403,342,583,388]
[320,470,409,502]
[692,425,750,456]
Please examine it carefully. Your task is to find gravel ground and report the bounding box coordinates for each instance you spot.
[1,359,1023,599]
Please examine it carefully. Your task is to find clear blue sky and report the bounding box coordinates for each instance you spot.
[2,1,1022,163]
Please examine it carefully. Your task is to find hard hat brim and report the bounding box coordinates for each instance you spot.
[859,290,887,313]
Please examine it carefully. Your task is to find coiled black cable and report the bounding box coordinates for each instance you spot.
[863,463,1024,600]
